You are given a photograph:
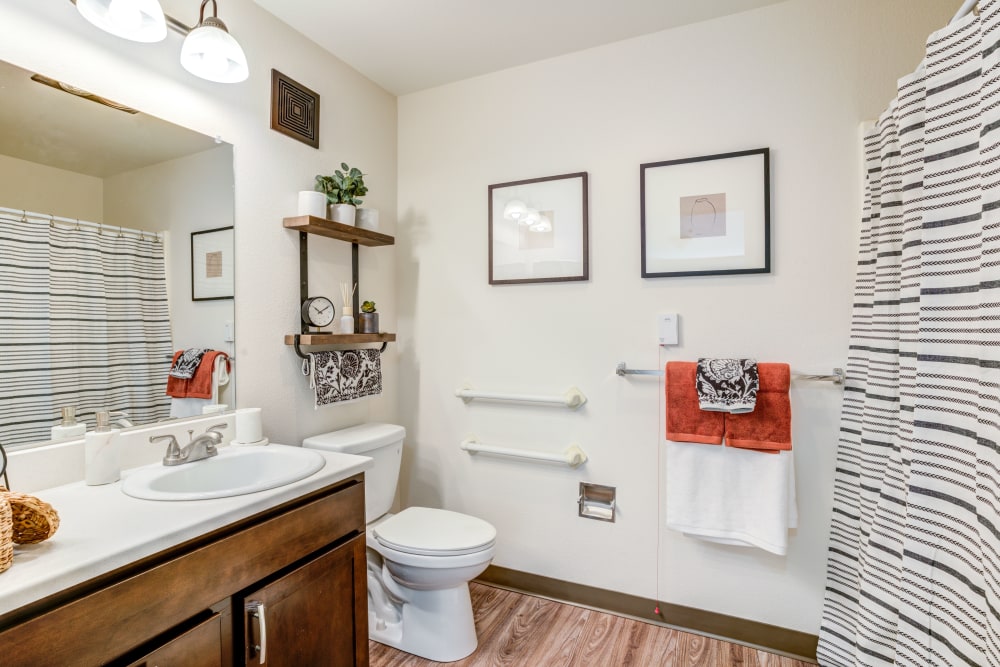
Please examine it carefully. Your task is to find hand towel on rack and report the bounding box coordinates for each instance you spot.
[168,348,207,379]
[725,363,791,452]
[166,350,230,399]
[665,440,798,555]
[310,349,382,408]
[695,358,759,413]
[167,352,230,417]
[665,362,724,445]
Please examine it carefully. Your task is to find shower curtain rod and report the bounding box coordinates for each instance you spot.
[952,0,979,23]
[0,205,162,242]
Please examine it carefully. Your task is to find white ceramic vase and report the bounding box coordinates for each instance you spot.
[356,208,379,231]
[329,203,357,225]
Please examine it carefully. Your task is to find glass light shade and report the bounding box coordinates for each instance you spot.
[76,0,167,42]
[181,25,249,83]
[522,208,541,227]
[530,215,552,233]
[503,199,526,221]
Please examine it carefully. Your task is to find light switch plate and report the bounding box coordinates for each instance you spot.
[658,313,679,345]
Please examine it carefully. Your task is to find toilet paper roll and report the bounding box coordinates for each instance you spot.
[298,191,328,218]
[235,407,263,444]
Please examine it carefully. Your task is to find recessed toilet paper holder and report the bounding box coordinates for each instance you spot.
[578,482,616,523]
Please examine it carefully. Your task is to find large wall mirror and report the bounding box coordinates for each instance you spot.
[0,59,235,450]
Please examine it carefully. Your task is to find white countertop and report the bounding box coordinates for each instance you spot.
[0,446,372,619]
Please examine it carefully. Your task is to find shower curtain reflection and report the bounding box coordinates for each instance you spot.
[0,212,172,447]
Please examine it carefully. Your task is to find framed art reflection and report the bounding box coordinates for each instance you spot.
[488,172,589,285]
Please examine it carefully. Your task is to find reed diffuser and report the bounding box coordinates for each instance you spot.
[339,282,357,334]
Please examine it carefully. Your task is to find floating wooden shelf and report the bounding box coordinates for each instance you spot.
[283,215,394,246]
[284,333,397,346]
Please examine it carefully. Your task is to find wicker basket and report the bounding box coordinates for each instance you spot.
[0,488,59,545]
[0,495,11,574]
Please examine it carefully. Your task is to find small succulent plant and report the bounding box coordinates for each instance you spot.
[361,300,376,313]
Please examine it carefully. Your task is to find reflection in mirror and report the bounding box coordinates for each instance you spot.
[0,59,235,449]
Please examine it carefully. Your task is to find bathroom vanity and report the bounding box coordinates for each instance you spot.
[0,449,372,667]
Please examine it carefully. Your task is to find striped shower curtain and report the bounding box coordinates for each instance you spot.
[818,5,1000,666]
[0,216,173,447]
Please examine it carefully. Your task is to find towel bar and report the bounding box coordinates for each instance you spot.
[460,437,588,468]
[455,384,587,409]
[615,362,844,385]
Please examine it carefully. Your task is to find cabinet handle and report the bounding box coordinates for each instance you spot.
[245,600,268,665]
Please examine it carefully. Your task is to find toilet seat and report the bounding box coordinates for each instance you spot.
[372,507,496,556]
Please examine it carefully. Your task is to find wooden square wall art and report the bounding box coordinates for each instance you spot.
[270,69,320,148]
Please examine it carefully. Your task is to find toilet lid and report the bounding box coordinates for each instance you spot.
[372,507,496,556]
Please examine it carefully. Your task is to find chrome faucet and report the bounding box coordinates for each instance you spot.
[150,423,227,466]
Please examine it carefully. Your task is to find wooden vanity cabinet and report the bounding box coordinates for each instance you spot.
[238,536,367,667]
[0,474,368,667]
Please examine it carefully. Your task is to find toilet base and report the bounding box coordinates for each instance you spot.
[368,562,478,662]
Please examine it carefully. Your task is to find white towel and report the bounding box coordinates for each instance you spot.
[665,441,797,556]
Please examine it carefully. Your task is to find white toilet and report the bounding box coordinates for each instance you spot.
[303,423,496,663]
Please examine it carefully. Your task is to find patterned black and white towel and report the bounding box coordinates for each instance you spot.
[309,349,382,408]
[695,358,759,414]
[169,348,208,379]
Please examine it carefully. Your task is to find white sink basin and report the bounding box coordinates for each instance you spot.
[121,445,326,501]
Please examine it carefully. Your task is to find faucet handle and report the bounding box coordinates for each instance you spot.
[150,435,183,465]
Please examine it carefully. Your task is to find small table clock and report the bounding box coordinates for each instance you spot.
[301,296,335,329]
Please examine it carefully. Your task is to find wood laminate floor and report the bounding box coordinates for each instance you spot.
[369,583,814,667]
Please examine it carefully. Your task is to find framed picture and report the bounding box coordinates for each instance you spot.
[191,226,234,301]
[640,148,770,278]
[488,172,589,285]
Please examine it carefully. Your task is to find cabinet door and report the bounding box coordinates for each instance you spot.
[124,613,224,667]
[242,535,368,667]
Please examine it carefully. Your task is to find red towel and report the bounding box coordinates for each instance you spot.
[725,363,791,452]
[166,350,229,399]
[665,362,724,445]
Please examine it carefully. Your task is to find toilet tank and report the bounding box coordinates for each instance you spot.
[302,423,405,523]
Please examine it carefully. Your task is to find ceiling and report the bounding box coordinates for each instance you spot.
[0,59,219,178]
[252,0,790,95]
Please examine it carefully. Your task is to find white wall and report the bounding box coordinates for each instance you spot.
[0,153,103,221]
[0,0,399,446]
[396,0,954,634]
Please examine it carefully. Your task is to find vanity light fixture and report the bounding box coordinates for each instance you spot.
[180,0,249,84]
[75,0,167,43]
[71,0,248,84]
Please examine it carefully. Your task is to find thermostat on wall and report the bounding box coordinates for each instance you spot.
[658,313,679,346]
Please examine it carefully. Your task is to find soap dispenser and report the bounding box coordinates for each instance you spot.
[51,406,86,442]
[85,411,121,486]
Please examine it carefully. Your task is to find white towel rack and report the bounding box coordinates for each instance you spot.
[455,384,587,409]
[460,437,588,468]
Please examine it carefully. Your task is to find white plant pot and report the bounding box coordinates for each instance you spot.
[297,191,328,218]
[329,203,356,226]
[356,208,379,231]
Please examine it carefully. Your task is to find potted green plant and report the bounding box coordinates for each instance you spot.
[315,162,367,225]
[359,300,379,334]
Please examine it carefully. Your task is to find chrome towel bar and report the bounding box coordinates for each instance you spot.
[615,362,844,385]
